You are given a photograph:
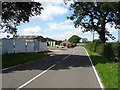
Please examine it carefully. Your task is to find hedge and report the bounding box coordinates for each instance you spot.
[85,42,120,61]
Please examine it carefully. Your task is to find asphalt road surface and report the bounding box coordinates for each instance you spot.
[2,46,101,89]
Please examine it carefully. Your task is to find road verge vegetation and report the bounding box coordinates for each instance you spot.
[84,42,119,88]
[2,52,45,69]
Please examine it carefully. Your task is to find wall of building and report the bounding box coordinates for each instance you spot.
[47,41,56,47]
[0,39,47,55]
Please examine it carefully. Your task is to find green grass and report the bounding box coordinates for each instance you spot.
[2,52,45,69]
[86,48,119,89]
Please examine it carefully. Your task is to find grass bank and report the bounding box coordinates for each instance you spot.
[2,52,45,69]
[85,48,119,89]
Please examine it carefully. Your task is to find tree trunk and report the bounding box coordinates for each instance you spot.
[100,21,106,43]
[99,31,106,43]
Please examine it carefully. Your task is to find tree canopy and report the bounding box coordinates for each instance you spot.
[1,2,43,36]
[68,35,81,44]
[67,2,120,43]
[82,38,88,43]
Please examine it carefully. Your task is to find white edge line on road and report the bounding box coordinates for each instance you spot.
[16,64,56,90]
[83,47,104,90]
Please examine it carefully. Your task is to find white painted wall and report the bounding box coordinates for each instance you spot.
[34,42,39,52]
[14,40,26,53]
[1,39,47,54]
[39,42,47,51]
[27,42,34,52]
[1,39,14,54]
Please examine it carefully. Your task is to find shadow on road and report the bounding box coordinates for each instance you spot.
[2,53,111,74]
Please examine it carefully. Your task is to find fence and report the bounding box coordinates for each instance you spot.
[0,39,47,55]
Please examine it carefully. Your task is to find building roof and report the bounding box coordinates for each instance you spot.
[45,38,56,41]
[61,41,71,44]
[12,35,46,42]
[34,36,46,42]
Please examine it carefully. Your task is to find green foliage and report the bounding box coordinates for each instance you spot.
[103,44,114,59]
[96,44,104,55]
[86,48,119,88]
[1,2,43,35]
[111,43,120,57]
[85,42,99,52]
[2,52,45,69]
[56,40,62,45]
[72,43,77,47]
[85,42,119,61]
[68,35,81,44]
[67,2,120,43]
[82,38,88,43]
[93,39,101,44]
[96,43,114,59]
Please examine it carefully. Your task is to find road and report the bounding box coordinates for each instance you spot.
[2,46,102,89]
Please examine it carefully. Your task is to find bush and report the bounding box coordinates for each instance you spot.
[111,43,120,58]
[96,44,104,55]
[72,43,77,47]
[96,43,114,60]
[103,43,114,59]
[85,42,99,52]
[85,42,119,61]
[85,42,93,50]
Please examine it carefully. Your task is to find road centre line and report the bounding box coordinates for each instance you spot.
[62,55,70,60]
[62,49,78,60]
[16,64,56,90]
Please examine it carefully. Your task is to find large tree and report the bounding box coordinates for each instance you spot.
[68,35,81,44]
[67,2,120,43]
[0,2,43,36]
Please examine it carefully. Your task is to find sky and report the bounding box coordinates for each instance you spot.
[0,0,119,42]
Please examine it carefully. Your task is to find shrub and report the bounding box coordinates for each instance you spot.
[96,43,114,60]
[85,42,93,51]
[96,44,104,55]
[111,43,120,57]
[85,42,99,52]
[103,43,114,59]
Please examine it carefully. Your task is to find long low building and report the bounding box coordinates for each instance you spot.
[0,35,48,55]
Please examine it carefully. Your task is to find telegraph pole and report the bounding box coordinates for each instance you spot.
[93,30,95,42]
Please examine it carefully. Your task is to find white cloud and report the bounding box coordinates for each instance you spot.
[31,1,68,21]
[105,23,117,33]
[50,29,84,40]
[20,26,43,35]
[46,20,77,31]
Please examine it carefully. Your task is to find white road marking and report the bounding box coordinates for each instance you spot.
[62,55,70,60]
[62,49,78,60]
[16,64,56,90]
[83,47,104,90]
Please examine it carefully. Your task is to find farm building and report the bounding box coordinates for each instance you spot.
[45,38,56,47]
[60,41,72,48]
[0,35,47,55]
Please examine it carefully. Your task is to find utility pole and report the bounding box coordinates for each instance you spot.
[93,30,95,42]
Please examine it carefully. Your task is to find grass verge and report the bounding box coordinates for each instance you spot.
[85,48,119,89]
[2,52,45,69]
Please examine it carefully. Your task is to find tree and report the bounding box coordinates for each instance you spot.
[68,35,81,44]
[67,2,120,43]
[1,2,43,35]
[82,38,88,43]
[56,40,62,45]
